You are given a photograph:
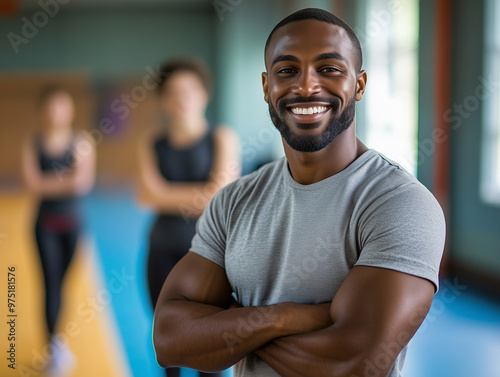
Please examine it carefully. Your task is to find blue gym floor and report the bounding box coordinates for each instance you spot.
[82,189,500,377]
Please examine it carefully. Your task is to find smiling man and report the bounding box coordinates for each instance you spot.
[153,8,445,377]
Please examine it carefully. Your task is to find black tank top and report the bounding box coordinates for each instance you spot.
[153,128,214,183]
[148,128,215,254]
[36,135,79,215]
[152,127,214,231]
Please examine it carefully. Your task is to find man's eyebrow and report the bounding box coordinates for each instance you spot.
[271,55,299,67]
[314,52,346,62]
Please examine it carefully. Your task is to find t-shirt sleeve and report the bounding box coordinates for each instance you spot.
[355,181,446,291]
[190,188,227,268]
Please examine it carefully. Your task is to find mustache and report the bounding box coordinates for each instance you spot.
[277,96,342,112]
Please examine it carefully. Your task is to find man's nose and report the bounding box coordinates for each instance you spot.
[292,68,321,97]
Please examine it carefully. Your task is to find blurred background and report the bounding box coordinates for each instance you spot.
[0,0,499,376]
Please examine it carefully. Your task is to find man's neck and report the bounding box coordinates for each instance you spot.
[284,127,368,185]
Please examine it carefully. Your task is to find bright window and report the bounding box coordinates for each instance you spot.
[481,0,500,204]
[357,0,419,175]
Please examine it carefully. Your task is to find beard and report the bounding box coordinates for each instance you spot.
[268,91,357,153]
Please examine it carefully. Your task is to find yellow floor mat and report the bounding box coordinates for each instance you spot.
[0,192,131,377]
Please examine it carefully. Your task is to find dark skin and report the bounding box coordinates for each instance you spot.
[153,19,435,376]
[262,20,368,184]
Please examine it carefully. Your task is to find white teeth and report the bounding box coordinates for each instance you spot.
[290,106,328,115]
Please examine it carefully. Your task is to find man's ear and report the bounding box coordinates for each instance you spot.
[355,70,367,101]
[262,72,269,103]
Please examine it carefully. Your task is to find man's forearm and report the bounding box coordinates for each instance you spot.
[255,326,368,377]
[153,300,332,372]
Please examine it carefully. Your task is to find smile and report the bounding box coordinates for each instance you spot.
[284,102,332,124]
[290,106,329,115]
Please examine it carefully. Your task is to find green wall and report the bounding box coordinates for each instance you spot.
[0,5,216,76]
[417,0,436,189]
[214,0,282,173]
[448,0,500,275]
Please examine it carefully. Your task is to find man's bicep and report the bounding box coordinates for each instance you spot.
[158,251,233,309]
[330,266,434,358]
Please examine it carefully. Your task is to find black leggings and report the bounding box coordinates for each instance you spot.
[147,217,223,377]
[35,215,78,336]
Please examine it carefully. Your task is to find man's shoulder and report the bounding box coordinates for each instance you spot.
[359,150,421,188]
[358,150,443,216]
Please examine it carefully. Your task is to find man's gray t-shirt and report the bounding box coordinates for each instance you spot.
[191,149,446,377]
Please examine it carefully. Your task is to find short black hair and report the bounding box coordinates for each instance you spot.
[264,8,363,72]
[157,57,213,95]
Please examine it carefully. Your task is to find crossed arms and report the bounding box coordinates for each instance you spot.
[22,134,95,198]
[153,252,434,377]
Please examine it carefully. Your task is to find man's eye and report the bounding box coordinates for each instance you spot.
[277,68,295,74]
[321,67,339,73]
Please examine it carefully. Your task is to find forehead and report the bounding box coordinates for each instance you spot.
[266,19,355,68]
[46,92,72,104]
[163,71,205,92]
[166,70,201,84]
